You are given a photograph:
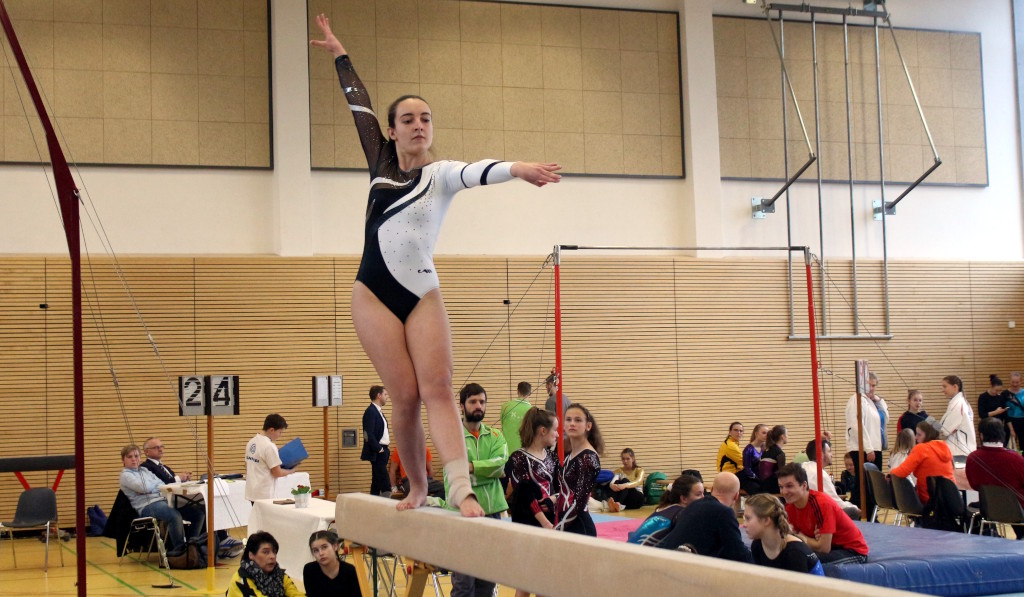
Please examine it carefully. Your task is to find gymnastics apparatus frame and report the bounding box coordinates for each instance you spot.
[548,244,827,493]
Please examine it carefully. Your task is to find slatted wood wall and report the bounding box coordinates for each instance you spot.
[0,255,1022,525]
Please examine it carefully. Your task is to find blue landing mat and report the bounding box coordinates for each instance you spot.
[824,522,1024,596]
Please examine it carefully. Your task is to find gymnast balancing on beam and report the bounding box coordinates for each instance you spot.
[311,14,562,517]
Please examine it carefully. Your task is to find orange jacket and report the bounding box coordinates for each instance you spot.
[891,440,954,504]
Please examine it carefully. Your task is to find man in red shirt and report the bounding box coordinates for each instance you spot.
[966,417,1024,539]
[778,463,869,564]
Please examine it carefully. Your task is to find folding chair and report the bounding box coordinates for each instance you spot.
[866,468,898,524]
[0,487,64,571]
[891,474,925,527]
[978,485,1024,537]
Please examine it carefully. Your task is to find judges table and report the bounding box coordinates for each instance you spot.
[247,498,336,578]
[162,478,251,531]
[160,472,310,532]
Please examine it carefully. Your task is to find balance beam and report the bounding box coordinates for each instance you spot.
[334,494,914,597]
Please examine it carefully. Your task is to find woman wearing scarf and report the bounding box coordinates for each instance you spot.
[226,531,303,597]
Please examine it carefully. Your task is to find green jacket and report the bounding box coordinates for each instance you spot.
[499,398,533,453]
[445,421,509,515]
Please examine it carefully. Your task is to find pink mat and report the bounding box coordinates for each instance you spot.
[595,518,643,542]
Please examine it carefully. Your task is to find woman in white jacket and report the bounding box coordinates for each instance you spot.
[939,375,977,458]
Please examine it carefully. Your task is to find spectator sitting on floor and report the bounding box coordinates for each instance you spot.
[801,438,860,519]
[605,448,645,511]
[628,473,705,548]
[118,444,205,555]
[891,420,955,506]
[303,530,360,597]
[388,445,444,498]
[740,424,768,494]
[657,472,751,563]
[744,493,824,575]
[227,531,302,597]
[778,463,869,565]
[717,422,745,474]
[966,417,1024,539]
[888,429,917,486]
[758,425,787,493]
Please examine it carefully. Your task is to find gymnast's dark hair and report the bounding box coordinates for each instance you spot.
[566,403,604,455]
[244,531,279,560]
[519,407,555,449]
[766,425,787,449]
[990,374,1003,387]
[659,473,702,507]
[387,94,429,128]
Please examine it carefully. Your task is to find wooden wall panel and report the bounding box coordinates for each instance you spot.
[0,255,1022,525]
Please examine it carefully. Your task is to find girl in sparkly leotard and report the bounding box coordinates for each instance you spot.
[310,14,562,517]
[555,404,604,536]
[508,408,559,529]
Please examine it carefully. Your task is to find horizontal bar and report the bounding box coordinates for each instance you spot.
[789,335,894,341]
[560,245,808,253]
[0,454,76,473]
[335,494,910,597]
[768,3,888,18]
[886,159,942,210]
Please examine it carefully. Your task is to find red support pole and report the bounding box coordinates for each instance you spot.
[553,247,564,463]
[804,250,824,492]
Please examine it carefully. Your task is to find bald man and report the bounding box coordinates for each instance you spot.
[658,472,751,562]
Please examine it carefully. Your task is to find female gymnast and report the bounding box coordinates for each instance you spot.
[311,14,562,516]
[554,404,604,535]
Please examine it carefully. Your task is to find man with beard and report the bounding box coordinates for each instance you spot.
[446,382,509,597]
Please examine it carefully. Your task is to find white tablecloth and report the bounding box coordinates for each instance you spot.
[162,478,251,531]
[246,497,336,578]
[273,471,311,499]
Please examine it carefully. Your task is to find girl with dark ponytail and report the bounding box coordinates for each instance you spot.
[743,494,823,575]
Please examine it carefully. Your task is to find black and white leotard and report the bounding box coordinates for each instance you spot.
[335,55,514,322]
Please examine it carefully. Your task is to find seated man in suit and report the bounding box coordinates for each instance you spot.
[119,444,205,554]
[141,437,243,558]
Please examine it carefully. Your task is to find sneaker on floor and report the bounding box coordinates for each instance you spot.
[219,544,245,559]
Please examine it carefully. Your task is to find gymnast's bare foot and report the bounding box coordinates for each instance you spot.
[459,495,485,517]
[396,487,427,511]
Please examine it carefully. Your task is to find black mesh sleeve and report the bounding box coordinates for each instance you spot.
[334,54,387,174]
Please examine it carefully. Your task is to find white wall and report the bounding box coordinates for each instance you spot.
[0,0,1019,260]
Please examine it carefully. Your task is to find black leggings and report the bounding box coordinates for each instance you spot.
[1010,419,1024,453]
[609,487,645,509]
[564,511,596,536]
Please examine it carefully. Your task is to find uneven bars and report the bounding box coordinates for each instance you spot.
[335,494,912,597]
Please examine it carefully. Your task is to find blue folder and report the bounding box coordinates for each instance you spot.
[279,437,308,470]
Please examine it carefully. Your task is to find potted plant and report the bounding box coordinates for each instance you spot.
[291,484,312,508]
